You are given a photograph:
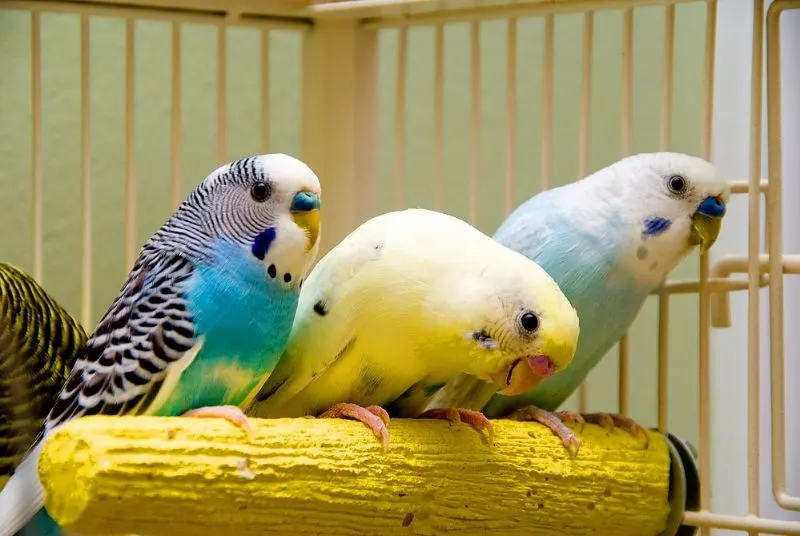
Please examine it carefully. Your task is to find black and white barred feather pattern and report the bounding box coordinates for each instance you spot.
[39,156,274,438]
[44,254,196,432]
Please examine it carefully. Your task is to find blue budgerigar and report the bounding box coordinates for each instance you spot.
[0,153,322,536]
[427,152,729,453]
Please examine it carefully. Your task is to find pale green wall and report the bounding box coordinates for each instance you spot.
[0,3,708,445]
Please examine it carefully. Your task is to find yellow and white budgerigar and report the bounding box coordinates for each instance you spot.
[0,263,87,486]
[249,208,580,448]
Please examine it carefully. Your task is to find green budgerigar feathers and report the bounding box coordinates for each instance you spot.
[0,263,87,482]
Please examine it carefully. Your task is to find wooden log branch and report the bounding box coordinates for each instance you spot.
[39,415,678,536]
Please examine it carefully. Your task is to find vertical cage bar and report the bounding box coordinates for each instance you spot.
[657,287,670,431]
[620,8,633,155]
[657,3,675,433]
[576,10,594,414]
[394,27,407,211]
[762,0,772,257]
[746,0,764,529]
[540,14,554,192]
[660,5,675,148]
[618,335,629,415]
[433,23,444,212]
[260,29,270,154]
[353,26,380,224]
[577,11,593,185]
[698,2,718,532]
[766,0,800,513]
[469,21,480,226]
[504,18,516,216]
[698,241,711,536]
[80,14,92,327]
[124,19,137,269]
[216,26,227,164]
[700,1,717,160]
[618,7,634,417]
[171,22,182,209]
[30,11,43,282]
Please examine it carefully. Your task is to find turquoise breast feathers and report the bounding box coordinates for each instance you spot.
[153,239,298,415]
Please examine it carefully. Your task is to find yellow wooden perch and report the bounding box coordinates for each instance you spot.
[38,416,696,536]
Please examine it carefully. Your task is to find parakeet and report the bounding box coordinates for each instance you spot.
[427,152,729,453]
[0,263,87,486]
[0,153,322,536]
[249,208,580,448]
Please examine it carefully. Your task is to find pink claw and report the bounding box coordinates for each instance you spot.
[318,403,391,450]
[182,405,253,436]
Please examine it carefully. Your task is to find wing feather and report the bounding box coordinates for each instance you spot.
[0,253,200,536]
[43,252,198,433]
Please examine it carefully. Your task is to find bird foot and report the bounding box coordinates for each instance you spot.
[416,407,494,445]
[182,405,252,436]
[552,410,587,433]
[506,405,581,455]
[582,412,650,448]
[318,403,390,450]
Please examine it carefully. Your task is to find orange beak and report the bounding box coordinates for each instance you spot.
[489,355,555,396]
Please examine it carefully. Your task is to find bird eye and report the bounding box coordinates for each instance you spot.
[666,175,687,195]
[250,181,271,202]
[519,311,540,333]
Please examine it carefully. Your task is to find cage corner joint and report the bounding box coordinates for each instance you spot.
[37,415,699,536]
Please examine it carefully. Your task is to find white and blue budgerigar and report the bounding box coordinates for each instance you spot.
[0,154,322,536]
[250,208,580,449]
[427,152,729,453]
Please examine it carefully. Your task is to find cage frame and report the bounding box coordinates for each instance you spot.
[0,0,798,533]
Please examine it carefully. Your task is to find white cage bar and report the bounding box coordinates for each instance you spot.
[0,0,798,533]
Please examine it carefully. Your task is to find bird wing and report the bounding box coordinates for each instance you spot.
[44,252,199,433]
[0,252,200,536]
[0,263,88,479]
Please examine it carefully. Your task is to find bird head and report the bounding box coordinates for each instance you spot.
[452,250,580,396]
[599,152,730,285]
[180,153,322,291]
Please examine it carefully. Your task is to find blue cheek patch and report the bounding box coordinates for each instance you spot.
[642,217,672,237]
[251,227,277,260]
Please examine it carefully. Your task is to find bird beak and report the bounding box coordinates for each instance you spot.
[490,355,556,396]
[290,191,321,252]
[690,196,726,252]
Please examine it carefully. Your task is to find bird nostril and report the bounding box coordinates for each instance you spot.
[699,196,726,218]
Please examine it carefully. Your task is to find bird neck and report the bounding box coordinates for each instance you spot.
[187,241,299,365]
[198,240,298,318]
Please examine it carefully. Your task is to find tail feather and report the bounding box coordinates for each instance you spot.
[17,509,63,536]
[0,441,45,536]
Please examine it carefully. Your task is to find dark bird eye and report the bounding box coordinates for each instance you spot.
[250,181,271,202]
[666,175,687,195]
[520,312,540,333]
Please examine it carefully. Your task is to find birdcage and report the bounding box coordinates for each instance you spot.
[0,0,797,534]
